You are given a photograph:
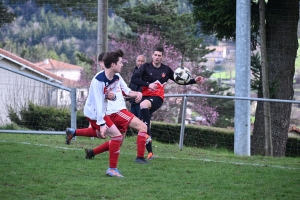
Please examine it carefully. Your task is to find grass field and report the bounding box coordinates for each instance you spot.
[211,70,235,80]
[1,133,300,199]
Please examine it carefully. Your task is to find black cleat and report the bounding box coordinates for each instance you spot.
[85,149,95,159]
[65,128,75,145]
[135,157,149,164]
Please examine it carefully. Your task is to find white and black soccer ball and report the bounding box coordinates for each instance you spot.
[173,67,191,84]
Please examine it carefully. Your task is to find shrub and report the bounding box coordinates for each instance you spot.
[7,103,88,131]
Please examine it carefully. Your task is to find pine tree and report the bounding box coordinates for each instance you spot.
[0,1,16,28]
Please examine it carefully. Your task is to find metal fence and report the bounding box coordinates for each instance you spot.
[0,64,76,135]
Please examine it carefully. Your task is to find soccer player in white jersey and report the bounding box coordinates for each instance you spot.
[84,79,152,164]
[66,51,151,166]
[65,50,144,177]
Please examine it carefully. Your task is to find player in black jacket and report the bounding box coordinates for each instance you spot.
[131,46,203,161]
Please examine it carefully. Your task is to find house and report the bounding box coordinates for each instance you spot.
[288,125,300,138]
[204,41,236,71]
[35,58,88,108]
[0,48,78,125]
[35,59,83,81]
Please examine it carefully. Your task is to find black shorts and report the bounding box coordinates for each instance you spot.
[141,96,163,115]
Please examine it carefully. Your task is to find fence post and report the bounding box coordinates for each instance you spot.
[179,95,188,150]
[71,88,77,130]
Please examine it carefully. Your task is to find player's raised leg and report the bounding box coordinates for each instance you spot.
[65,126,99,145]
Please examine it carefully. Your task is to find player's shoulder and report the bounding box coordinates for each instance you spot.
[161,63,172,71]
[140,62,152,68]
[94,71,120,82]
[94,71,105,81]
[115,73,124,80]
[161,63,170,68]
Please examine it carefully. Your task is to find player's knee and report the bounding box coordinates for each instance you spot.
[140,122,147,132]
[140,101,151,109]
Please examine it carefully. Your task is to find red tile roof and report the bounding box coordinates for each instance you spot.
[0,48,63,81]
[0,48,78,87]
[35,59,83,70]
[288,125,300,134]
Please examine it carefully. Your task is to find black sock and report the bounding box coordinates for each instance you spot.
[146,142,153,154]
[139,108,152,153]
[139,108,151,132]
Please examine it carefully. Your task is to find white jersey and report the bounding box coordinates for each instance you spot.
[106,88,127,115]
[106,74,131,115]
[84,71,130,125]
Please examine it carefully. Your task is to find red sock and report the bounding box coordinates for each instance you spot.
[137,132,147,158]
[75,128,97,137]
[109,135,123,168]
[93,141,110,155]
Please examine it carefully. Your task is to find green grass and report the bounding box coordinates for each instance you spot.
[211,70,235,80]
[1,133,300,199]
[250,115,255,123]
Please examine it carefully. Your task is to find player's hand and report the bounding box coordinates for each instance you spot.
[195,76,203,84]
[106,91,116,100]
[148,83,157,90]
[135,92,143,103]
[96,126,107,139]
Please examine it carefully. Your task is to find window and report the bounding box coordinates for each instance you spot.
[80,91,84,99]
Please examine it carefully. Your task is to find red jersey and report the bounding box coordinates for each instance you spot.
[141,80,165,99]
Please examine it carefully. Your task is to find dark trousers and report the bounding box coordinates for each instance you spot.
[130,103,140,118]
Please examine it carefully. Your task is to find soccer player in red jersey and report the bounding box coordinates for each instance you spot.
[130,46,203,160]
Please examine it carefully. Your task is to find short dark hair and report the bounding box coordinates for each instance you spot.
[153,45,164,55]
[98,52,106,62]
[103,49,124,68]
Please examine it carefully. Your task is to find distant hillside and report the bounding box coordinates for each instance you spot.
[1,0,217,65]
[0,1,132,64]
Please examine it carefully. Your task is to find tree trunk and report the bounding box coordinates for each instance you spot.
[259,0,273,156]
[251,0,298,156]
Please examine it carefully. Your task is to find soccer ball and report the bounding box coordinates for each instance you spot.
[173,66,191,84]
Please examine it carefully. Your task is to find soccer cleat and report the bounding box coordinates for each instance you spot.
[135,157,149,164]
[146,135,152,144]
[147,152,154,160]
[106,168,124,178]
[65,128,75,145]
[85,149,95,159]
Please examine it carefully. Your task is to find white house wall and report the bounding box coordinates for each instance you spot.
[0,59,63,125]
[50,69,81,81]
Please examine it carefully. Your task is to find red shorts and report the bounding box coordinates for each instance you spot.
[107,109,134,133]
[87,115,114,130]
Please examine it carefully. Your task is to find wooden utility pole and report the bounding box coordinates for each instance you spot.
[97,0,108,71]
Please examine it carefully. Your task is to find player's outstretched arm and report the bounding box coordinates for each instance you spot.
[194,76,203,84]
[175,76,203,85]
[127,91,143,103]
